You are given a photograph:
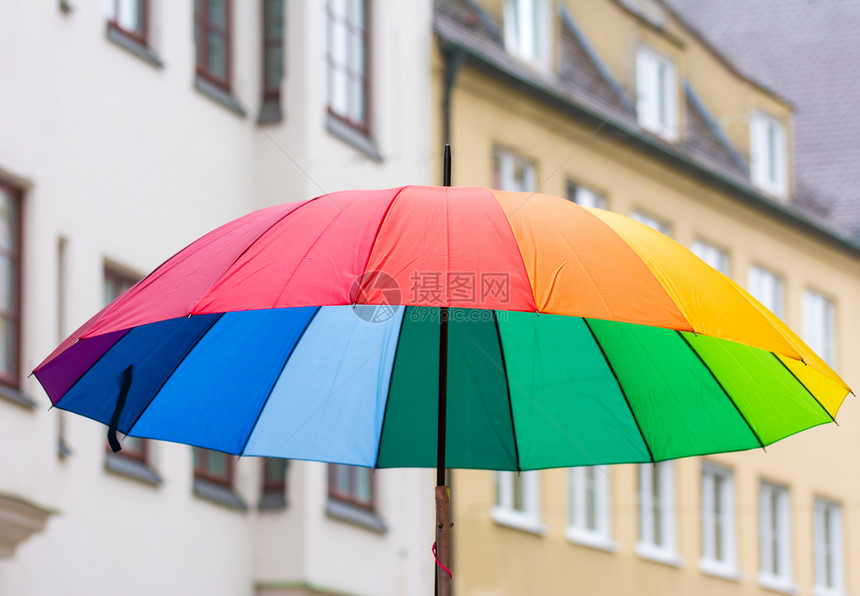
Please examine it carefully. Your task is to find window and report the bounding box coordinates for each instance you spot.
[493,148,536,192]
[195,0,232,90]
[631,210,671,236]
[803,290,835,366]
[750,111,788,199]
[193,447,234,487]
[692,240,730,275]
[103,266,150,460]
[259,457,288,509]
[492,471,544,533]
[636,46,678,141]
[759,482,793,590]
[637,462,678,563]
[260,0,285,122]
[504,0,551,68]
[103,265,137,306]
[0,181,22,389]
[328,464,374,510]
[568,182,607,210]
[106,0,148,45]
[700,463,738,576]
[567,466,614,549]
[326,0,370,134]
[813,498,844,596]
[748,265,784,318]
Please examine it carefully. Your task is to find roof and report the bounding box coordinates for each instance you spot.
[436,1,747,174]
[663,0,860,238]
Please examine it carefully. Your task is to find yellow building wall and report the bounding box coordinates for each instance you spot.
[433,3,860,595]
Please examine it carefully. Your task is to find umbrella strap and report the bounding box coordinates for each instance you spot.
[432,542,453,579]
[107,365,134,453]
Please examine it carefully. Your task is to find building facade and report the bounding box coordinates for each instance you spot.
[0,2,435,595]
[433,0,860,594]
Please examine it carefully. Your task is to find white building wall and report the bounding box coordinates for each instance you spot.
[0,1,435,594]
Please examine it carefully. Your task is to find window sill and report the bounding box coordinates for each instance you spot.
[639,121,680,144]
[0,383,37,410]
[699,558,743,581]
[258,490,287,511]
[751,180,789,202]
[194,77,247,118]
[106,25,163,68]
[326,498,387,534]
[812,586,845,596]
[104,452,162,487]
[565,527,617,552]
[257,97,283,125]
[193,478,248,512]
[758,573,798,595]
[326,113,382,162]
[490,507,546,536]
[635,542,683,567]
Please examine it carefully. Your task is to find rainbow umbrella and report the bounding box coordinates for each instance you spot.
[33,163,850,594]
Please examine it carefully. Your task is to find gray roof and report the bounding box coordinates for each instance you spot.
[663,0,860,237]
[435,1,747,178]
[434,0,860,252]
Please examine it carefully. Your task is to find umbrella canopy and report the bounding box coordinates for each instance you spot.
[34,185,849,470]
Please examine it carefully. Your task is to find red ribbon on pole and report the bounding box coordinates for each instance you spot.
[432,541,453,579]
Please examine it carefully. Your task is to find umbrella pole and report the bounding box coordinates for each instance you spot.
[435,145,453,596]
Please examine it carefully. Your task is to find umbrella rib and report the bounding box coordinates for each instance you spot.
[581,319,655,464]
[126,313,225,437]
[238,306,322,457]
[189,195,327,315]
[51,328,133,410]
[676,331,767,450]
[771,353,837,424]
[358,186,408,295]
[373,307,408,468]
[493,311,520,473]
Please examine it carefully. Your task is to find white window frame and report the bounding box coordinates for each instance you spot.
[699,463,740,579]
[631,210,671,236]
[802,289,836,367]
[636,462,681,565]
[750,110,789,199]
[692,239,730,276]
[504,0,551,69]
[748,265,785,319]
[759,482,795,592]
[568,182,607,210]
[105,0,144,33]
[813,498,845,596]
[491,471,545,534]
[566,466,616,551]
[493,148,536,192]
[635,45,678,141]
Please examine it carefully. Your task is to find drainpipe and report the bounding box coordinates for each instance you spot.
[441,43,465,165]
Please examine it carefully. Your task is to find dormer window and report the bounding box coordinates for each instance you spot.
[504,0,551,69]
[750,111,788,199]
[635,46,678,141]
